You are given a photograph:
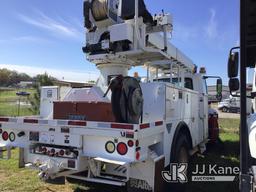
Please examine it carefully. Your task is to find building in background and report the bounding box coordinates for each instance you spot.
[54,80,95,88]
[18,81,35,88]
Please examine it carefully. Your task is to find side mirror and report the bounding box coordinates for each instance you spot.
[216,78,223,101]
[228,52,239,78]
[229,78,240,92]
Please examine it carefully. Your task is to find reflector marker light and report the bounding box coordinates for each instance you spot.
[127,140,134,147]
[68,120,87,126]
[155,121,163,126]
[140,123,150,129]
[0,118,9,122]
[111,123,134,130]
[9,132,15,142]
[136,151,140,160]
[24,119,38,124]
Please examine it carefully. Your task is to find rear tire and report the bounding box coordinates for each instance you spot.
[171,134,190,172]
[165,134,190,191]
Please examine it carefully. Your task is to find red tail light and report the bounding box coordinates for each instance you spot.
[136,151,140,160]
[127,140,134,147]
[59,150,65,156]
[2,131,9,141]
[117,142,128,155]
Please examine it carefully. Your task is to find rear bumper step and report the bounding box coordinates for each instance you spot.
[67,175,126,186]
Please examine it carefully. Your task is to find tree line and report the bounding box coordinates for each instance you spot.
[0,68,33,87]
[0,68,56,87]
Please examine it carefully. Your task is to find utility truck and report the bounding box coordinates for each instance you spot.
[0,0,222,191]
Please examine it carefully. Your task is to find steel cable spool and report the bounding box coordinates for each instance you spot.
[91,0,108,21]
[111,76,143,124]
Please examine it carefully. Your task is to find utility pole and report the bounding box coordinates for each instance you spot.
[240,0,256,191]
[240,0,250,190]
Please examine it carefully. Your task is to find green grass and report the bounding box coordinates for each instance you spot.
[186,118,240,192]
[0,88,37,116]
[219,118,240,134]
[0,149,76,192]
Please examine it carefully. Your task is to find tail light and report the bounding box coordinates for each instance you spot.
[59,150,65,156]
[117,142,128,156]
[127,140,134,147]
[2,131,9,141]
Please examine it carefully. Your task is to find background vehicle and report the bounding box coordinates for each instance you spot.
[218,97,240,113]
[0,0,222,191]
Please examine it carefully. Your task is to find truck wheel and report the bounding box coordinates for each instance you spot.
[165,134,190,191]
[172,134,190,165]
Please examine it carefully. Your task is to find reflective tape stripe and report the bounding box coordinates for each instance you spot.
[111,123,134,130]
[24,119,38,124]
[140,123,150,129]
[0,118,9,122]
[155,121,163,126]
[68,121,87,126]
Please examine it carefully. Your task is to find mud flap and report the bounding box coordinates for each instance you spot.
[127,156,165,192]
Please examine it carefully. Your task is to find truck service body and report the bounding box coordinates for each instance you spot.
[0,0,221,191]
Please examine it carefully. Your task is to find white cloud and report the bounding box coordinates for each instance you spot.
[173,23,199,43]
[205,8,218,39]
[0,36,51,44]
[17,10,83,39]
[0,64,99,82]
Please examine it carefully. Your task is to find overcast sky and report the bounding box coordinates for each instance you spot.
[0,0,240,83]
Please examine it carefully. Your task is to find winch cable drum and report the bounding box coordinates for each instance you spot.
[104,75,144,124]
[84,0,154,26]
[91,0,108,21]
